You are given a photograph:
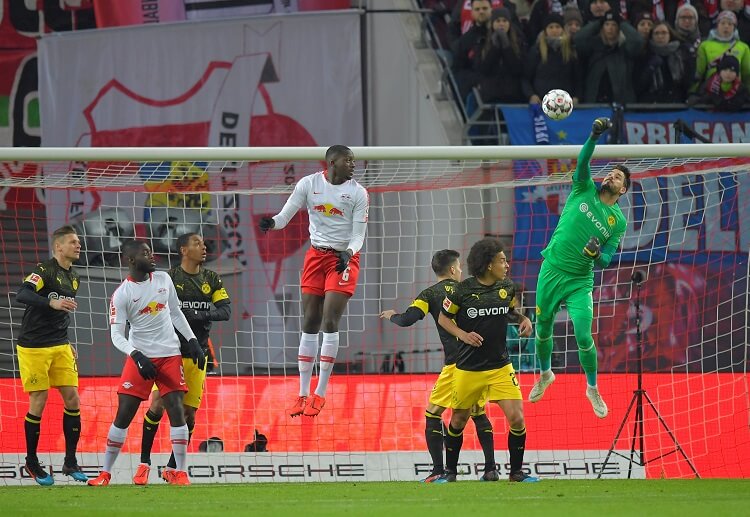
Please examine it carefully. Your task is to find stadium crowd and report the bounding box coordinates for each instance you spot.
[422,0,750,112]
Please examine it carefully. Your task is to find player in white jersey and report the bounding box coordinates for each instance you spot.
[259,145,369,417]
[88,240,204,486]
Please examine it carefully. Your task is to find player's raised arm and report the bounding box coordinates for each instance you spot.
[259,175,311,232]
[574,117,613,184]
[381,288,431,327]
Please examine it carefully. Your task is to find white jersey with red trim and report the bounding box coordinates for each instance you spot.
[109,271,194,358]
[272,171,369,252]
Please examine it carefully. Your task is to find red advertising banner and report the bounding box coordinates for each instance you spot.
[1,373,748,478]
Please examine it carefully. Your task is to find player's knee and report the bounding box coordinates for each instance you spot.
[184,410,196,430]
[450,409,470,429]
[28,390,49,415]
[149,397,165,416]
[59,388,80,410]
[576,334,595,352]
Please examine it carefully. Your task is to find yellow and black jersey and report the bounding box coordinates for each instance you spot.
[17,258,79,348]
[441,276,516,372]
[168,265,230,350]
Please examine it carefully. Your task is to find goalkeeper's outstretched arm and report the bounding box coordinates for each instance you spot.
[574,117,612,183]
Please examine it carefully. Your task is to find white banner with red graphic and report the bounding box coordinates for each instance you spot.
[37,12,363,367]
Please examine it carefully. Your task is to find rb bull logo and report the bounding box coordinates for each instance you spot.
[313,204,345,217]
[138,301,167,316]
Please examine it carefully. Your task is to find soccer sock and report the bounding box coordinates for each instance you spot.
[298,333,319,397]
[140,409,162,465]
[471,413,495,473]
[103,424,128,473]
[170,424,189,472]
[577,337,598,387]
[424,411,445,474]
[314,332,339,397]
[167,421,194,470]
[508,426,527,473]
[62,408,81,466]
[535,320,554,371]
[24,412,42,462]
[444,423,465,473]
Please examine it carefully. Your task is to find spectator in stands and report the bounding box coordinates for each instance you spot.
[634,21,694,103]
[674,3,702,59]
[693,10,750,93]
[632,10,655,41]
[689,53,750,110]
[563,4,583,38]
[526,0,577,46]
[575,10,644,104]
[581,0,613,24]
[452,0,494,101]
[718,0,750,43]
[475,7,527,102]
[448,0,520,49]
[523,13,581,104]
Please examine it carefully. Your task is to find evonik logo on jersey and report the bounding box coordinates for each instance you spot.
[466,306,509,318]
[579,203,612,239]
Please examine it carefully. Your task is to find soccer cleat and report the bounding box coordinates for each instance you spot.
[303,394,326,417]
[509,470,540,483]
[586,386,609,418]
[87,471,111,486]
[480,470,500,482]
[433,471,457,483]
[132,463,151,485]
[24,459,54,486]
[161,468,176,483]
[62,462,88,482]
[169,470,190,486]
[288,396,307,417]
[420,472,444,483]
[529,370,556,403]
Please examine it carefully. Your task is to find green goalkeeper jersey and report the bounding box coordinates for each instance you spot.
[541,137,627,276]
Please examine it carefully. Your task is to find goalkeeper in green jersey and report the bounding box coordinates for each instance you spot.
[528,117,630,419]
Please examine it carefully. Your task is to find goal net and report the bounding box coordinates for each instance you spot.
[0,145,748,484]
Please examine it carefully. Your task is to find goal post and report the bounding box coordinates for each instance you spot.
[0,144,748,483]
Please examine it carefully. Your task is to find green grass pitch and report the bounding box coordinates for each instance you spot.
[1,480,748,516]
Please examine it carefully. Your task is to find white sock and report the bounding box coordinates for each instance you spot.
[103,424,128,473]
[170,424,189,472]
[314,332,339,397]
[298,333,319,396]
[541,369,553,378]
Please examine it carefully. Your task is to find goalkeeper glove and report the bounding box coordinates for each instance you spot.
[582,236,601,260]
[335,250,352,273]
[130,350,157,380]
[591,117,612,138]
[259,217,275,232]
[185,338,206,366]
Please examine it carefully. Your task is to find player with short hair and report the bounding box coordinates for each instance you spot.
[259,145,369,418]
[437,238,538,483]
[133,232,231,485]
[380,250,498,482]
[88,240,205,486]
[528,117,630,419]
[15,225,88,485]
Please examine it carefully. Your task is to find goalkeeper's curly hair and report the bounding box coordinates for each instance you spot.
[467,237,504,278]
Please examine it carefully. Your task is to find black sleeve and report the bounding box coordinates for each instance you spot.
[389,306,426,327]
[197,301,231,322]
[16,284,50,309]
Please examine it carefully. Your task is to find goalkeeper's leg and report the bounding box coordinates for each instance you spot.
[529,262,562,402]
[568,288,608,418]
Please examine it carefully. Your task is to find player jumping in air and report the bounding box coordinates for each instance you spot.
[88,240,204,486]
[134,233,231,485]
[259,145,369,418]
[528,117,630,418]
[437,238,537,482]
[15,225,88,485]
[380,250,498,482]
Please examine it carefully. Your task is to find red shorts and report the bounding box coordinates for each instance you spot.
[300,247,360,297]
[117,355,187,400]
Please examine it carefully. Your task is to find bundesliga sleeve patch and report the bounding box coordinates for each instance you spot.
[442,297,458,314]
[25,273,44,290]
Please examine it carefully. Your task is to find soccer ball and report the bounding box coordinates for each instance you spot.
[541,89,573,121]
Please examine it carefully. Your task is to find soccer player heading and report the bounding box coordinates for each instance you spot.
[88,240,204,486]
[529,117,630,419]
[380,250,498,482]
[15,225,88,485]
[259,145,369,418]
[436,238,538,483]
[135,232,232,485]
